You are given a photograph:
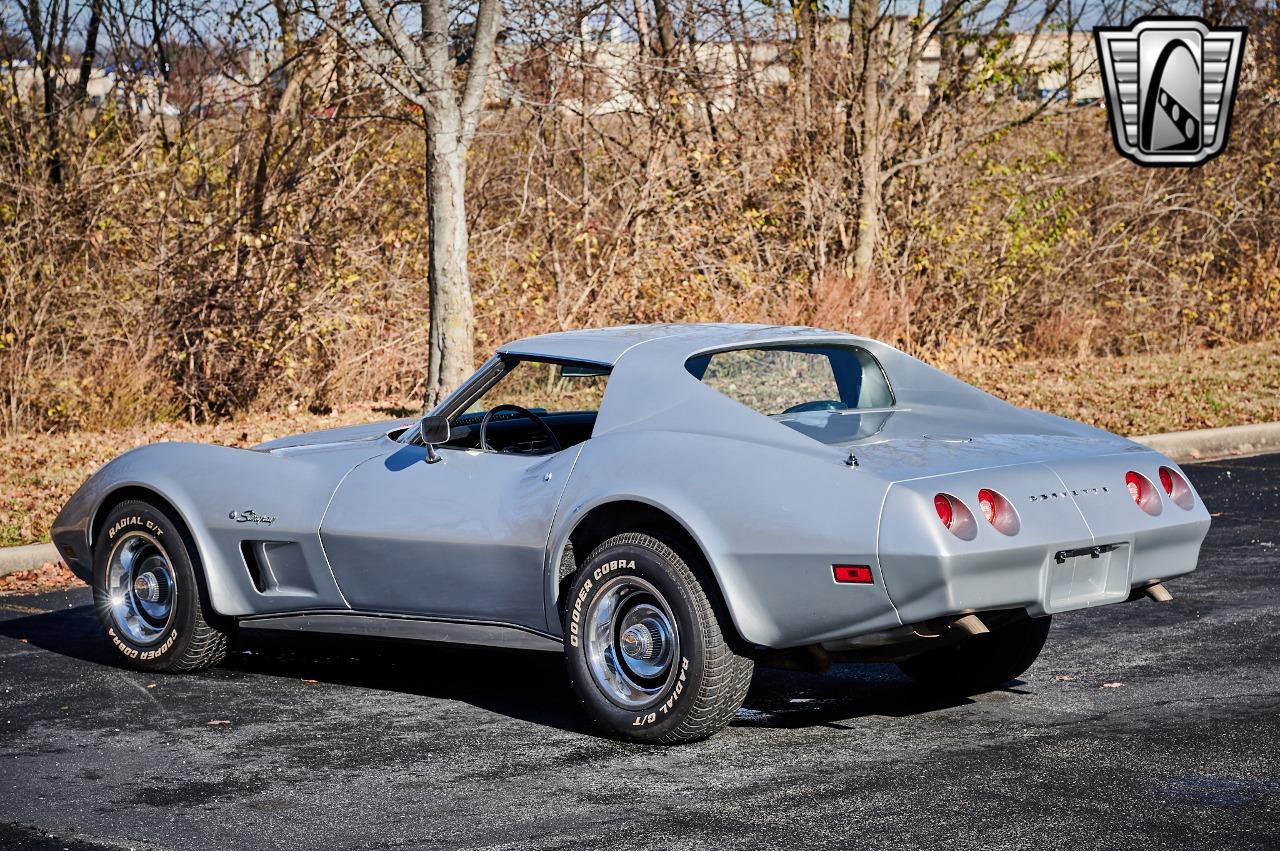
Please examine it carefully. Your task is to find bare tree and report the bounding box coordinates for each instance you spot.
[845,0,1081,279]
[848,0,880,276]
[13,0,74,184]
[349,0,504,406]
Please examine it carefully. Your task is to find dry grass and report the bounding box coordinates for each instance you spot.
[955,339,1280,436]
[1,340,1275,550]
[0,401,411,549]
[5,92,1279,437]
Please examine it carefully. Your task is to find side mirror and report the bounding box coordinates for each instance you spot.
[420,415,451,445]
[419,415,450,464]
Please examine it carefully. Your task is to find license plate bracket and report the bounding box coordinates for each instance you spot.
[1054,543,1123,564]
[1045,542,1132,612]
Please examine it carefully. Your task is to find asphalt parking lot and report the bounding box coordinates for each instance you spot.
[1,455,1278,850]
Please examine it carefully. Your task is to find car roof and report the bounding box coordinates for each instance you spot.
[496,323,862,366]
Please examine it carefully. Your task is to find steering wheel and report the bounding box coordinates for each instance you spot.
[479,404,562,454]
[781,400,848,415]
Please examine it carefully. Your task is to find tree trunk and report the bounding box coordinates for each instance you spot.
[424,130,476,407]
[850,0,881,279]
[791,0,815,132]
[22,0,63,185]
[653,0,677,57]
[355,0,499,407]
[75,0,104,102]
[40,62,61,185]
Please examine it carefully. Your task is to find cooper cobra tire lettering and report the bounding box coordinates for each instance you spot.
[591,558,634,582]
[568,577,593,648]
[107,626,140,659]
[139,630,178,661]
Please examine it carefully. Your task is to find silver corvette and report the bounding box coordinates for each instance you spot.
[52,324,1211,743]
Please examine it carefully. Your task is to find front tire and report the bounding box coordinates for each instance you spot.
[563,533,753,744]
[897,613,1052,693]
[92,500,232,672]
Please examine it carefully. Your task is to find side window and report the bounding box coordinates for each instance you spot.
[686,345,892,416]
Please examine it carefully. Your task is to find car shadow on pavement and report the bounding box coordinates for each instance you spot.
[0,601,121,667]
[229,627,593,735]
[0,601,593,735]
[0,598,1010,737]
[732,665,991,729]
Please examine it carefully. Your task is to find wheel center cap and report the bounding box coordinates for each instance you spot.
[621,622,663,661]
[133,572,161,603]
[622,621,650,660]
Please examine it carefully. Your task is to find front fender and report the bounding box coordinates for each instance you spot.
[51,441,381,616]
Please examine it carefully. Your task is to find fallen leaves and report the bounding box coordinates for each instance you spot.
[0,562,80,597]
[207,719,231,726]
[1101,682,1125,689]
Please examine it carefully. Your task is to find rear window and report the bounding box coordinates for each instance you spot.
[686,345,894,443]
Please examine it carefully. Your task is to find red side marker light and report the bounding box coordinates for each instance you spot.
[833,564,874,584]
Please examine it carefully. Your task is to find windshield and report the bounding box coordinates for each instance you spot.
[459,358,610,421]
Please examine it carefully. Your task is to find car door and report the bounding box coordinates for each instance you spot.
[318,439,581,633]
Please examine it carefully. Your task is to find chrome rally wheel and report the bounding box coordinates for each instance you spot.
[105,532,178,645]
[584,576,680,709]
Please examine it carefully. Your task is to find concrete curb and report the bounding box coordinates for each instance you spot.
[1131,421,1280,464]
[1,422,1277,578]
[0,542,60,579]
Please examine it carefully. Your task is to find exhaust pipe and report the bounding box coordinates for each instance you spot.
[951,614,990,635]
[1128,581,1173,603]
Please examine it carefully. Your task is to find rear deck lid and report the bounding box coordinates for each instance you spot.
[803,405,1142,482]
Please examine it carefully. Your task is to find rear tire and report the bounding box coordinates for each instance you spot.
[92,500,232,673]
[563,533,753,744]
[897,614,1052,693]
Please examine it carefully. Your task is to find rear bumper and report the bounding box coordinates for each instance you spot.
[876,455,1211,626]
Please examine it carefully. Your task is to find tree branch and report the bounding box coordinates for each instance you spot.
[357,0,428,91]
[459,0,502,147]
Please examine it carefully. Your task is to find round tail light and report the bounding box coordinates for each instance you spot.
[977,489,998,525]
[1158,466,1194,510]
[974,488,1020,535]
[1125,471,1162,516]
[934,493,954,529]
[1125,471,1145,505]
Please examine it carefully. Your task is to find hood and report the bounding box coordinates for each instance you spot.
[252,418,415,454]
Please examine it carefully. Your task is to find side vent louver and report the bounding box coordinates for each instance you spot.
[240,541,270,593]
